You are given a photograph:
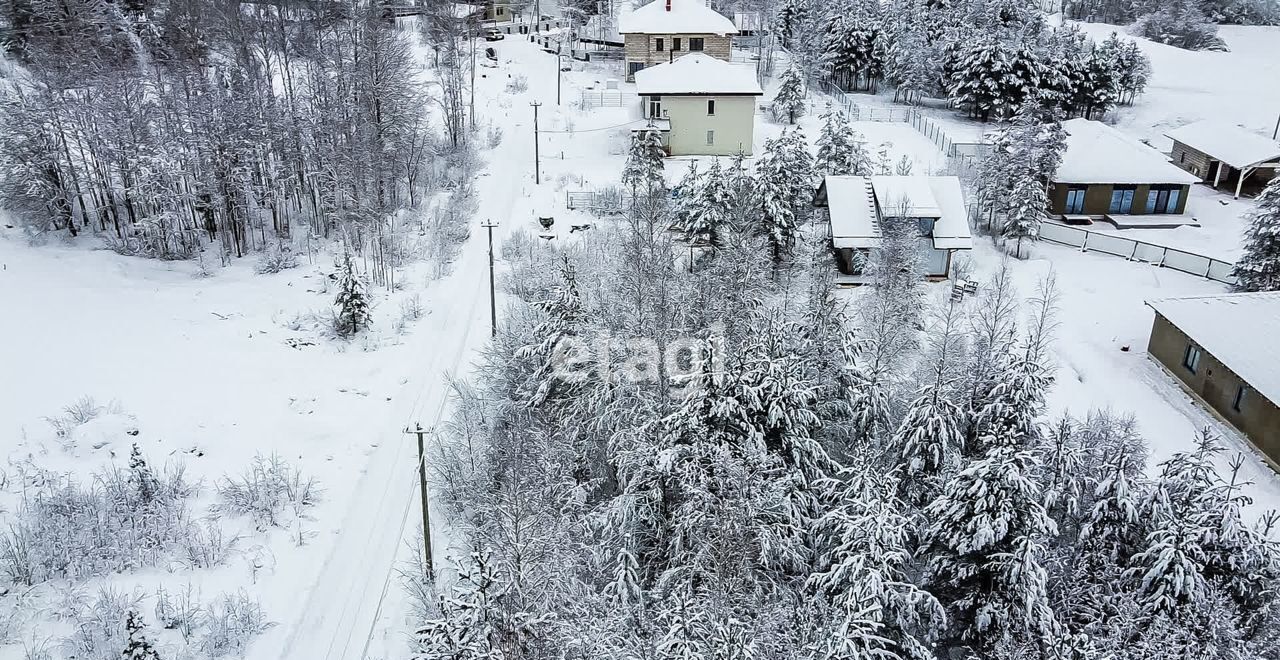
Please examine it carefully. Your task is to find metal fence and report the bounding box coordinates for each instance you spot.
[566,189,632,212]
[1037,222,1238,285]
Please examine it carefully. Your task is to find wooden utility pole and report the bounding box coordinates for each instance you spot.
[530,101,542,183]
[406,424,434,579]
[481,220,499,336]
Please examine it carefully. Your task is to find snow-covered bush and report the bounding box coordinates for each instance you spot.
[197,591,273,658]
[216,453,319,530]
[182,519,240,570]
[0,454,198,585]
[505,73,528,93]
[59,587,141,660]
[254,241,298,274]
[154,585,205,641]
[43,396,118,438]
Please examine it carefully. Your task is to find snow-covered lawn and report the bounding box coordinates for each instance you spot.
[1069,22,1280,147]
[967,239,1280,510]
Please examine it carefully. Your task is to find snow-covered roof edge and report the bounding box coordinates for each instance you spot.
[1146,291,1280,406]
[619,0,738,35]
[1165,120,1280,170]
[633,53,762,95]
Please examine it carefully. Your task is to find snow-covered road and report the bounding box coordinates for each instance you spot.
[262,35,553,660]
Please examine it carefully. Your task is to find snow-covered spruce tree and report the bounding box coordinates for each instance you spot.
[128,443,158,505]
[757,129,814,265]
[921,443,1059,654]
[1002,174,1047,256]
[947,36,1042,121]
[771,64,807,124]
[815,107,873,178]
[884,3,938,104]
[515,255,588,406]
[1108,36,1152,105]
[1232,176,1280,291]
[668,162,702,235]
[334,247,372,337]
[123,610,161,660]
[681,158,732,248]
[623,127,667,199]
[414,550,550,660]
[889,300,967,504]
[1132,0,1227,51]
[809,468,945,659]
[775,0,811,49]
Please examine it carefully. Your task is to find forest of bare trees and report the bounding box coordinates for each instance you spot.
[0,0,476,279]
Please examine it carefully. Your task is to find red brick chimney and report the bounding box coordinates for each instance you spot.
[665,0,671,11]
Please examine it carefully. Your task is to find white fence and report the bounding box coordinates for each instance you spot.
[566,189,632,213]
[580,89,626,108]
[1037,222,1238,285]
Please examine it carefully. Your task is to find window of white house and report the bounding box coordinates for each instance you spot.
[673,37,682,51]
[707,99,715,115]
[690,37,705,51]
[1233,385,1247,412]
[706,130,715,145]
[655,38,664,51]
[1183,343,1202,374]
[647,96,663,118]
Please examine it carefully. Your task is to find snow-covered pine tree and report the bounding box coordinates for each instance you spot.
[668,162,702,234]
[1232,176,1280,291]
[771,64,807,124]
[1132,0,1226,51]
[682,158,731,248]
[774,0,811,49]
[128,443,158,505]
[123,610,161,660]
[622,127,667,198]
[1002,174,1047,255]
[922,443,1059,653]
[757,129,813,264]
[809,468,945,659]
[947,37,1042,121]
[815,105,855,177]
[515,255,588,405]
[334,246,372,337]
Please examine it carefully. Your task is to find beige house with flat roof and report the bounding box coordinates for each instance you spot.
[619,0,737,81]
[633,53,761,156]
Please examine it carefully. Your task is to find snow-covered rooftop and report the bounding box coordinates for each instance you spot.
[1165,119,1280,170]
[817,175,972,250]
[1147,291,1280,406]
[633,53,762,96]
[1056,118,1200,186]
[619,0,738,35]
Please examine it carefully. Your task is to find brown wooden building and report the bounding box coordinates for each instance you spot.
[1146,292,1280,465]
[1049,119,1199,222]
[618,0,737,81]
[1165,119,1280,199]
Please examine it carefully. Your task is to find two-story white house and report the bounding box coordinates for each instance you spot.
[633,53,762,156]
[619,0,738,81]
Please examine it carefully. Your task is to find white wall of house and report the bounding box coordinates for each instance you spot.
[655,95,756,156]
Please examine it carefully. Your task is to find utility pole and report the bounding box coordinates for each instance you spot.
[469,23,477,130]
[1273,110,1279,140]
[481,220,499,336]
[530,101,542,183]
[406,424,434,579]
[556,47,562,105]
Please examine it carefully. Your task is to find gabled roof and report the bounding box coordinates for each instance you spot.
[1056,118,1199,186]
[1147,291,1280,406]
[619,0,738,35]
[1165,120,1280,171]
[633,53,762,96]
[815,175,973,250]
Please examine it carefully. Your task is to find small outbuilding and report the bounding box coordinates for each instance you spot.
[814,175,973,278]
[1049,118,1199,226]
[1165,119,1280,199]
[1145,291,1280,465]
[619,0,737,81]
[633,53,762,156]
